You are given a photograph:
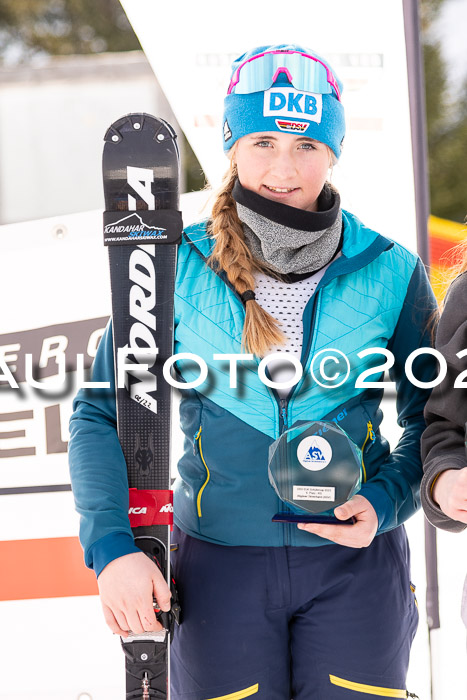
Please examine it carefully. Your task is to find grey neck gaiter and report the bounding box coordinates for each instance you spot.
[232,180,342,276]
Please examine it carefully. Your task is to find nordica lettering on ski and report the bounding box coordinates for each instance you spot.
[118,244,159,415]
[159,504,173,513]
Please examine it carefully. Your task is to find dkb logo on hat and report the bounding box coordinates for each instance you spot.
[263,88,323,123]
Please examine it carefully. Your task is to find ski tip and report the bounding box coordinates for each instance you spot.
[103,113,178,150]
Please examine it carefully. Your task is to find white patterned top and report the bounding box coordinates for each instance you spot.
[254,263,331,398]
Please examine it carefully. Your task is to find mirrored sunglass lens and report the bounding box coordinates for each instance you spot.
[290,55,331,94]
[235,54,276,94]
[234,53,333,95]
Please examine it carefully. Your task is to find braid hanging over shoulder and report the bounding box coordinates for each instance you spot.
[208,158,286,357]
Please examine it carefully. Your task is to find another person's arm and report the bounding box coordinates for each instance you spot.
[421,272,467,531]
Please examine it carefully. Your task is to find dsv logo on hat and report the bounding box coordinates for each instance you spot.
[276,119,309,134]
[263,88,323,124]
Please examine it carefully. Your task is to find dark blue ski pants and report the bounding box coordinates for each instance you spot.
[170,525,419,699]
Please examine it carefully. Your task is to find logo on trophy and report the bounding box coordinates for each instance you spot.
[268,420,362,524]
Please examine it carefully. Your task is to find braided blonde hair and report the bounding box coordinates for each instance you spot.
[208,156,286,357]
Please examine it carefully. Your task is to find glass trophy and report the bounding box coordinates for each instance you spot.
[268,420,362,524]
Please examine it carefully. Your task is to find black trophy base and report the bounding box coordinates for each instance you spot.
[272,512,356,525]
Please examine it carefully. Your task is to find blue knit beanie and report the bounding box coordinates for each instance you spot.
[223,44,345,159]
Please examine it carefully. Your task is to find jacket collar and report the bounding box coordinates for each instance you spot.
[182,211,394,282]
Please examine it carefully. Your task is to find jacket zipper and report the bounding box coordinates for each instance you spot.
[276,289,322,423]
[274,289,321,435]
[193,426,210,517]
[410,582,419,610]
[360,420,375,482]
[279,398,288,432]
[273,290,322,545]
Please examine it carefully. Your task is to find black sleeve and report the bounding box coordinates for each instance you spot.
[420,272,467,532]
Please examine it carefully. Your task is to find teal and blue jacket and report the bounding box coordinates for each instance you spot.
[69,211,437,577]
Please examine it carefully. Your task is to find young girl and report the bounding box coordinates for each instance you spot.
[69,44,437,699]
[420,265,467,633]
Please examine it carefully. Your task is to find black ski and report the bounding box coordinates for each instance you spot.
[102,113,182,699]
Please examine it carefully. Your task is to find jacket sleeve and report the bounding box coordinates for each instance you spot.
[68,321,141,577]
[358,258,439,531]
[420,272,467,533]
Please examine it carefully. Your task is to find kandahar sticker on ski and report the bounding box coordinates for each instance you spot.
[103,209,182,245]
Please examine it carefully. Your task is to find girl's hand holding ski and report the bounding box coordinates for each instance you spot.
[432,467,467,524]
[297,495,378,548]
[97,551,172,636]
